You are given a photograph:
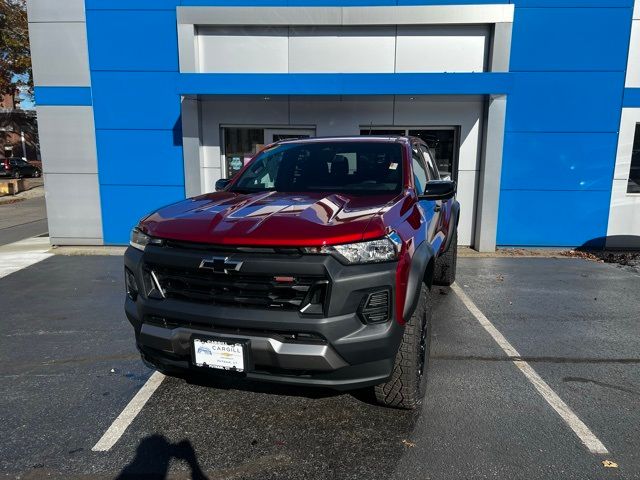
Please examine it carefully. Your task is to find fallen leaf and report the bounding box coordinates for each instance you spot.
[402,439,416,448]
[602,460,618,468]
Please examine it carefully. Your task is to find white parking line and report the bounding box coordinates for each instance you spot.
[450,283,609,455]
[0,236,53,279]
[92,371,165,452]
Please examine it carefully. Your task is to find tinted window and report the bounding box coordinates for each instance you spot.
[628,124,640,194]
[233,142,403,194]
[412,147,428,193]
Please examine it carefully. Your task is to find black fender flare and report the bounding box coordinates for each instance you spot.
[441,200,461,255]
[402,240,436,321]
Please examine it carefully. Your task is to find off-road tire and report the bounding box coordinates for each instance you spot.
[374,284,432,409]
[433,228,457,286]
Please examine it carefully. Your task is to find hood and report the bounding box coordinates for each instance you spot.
[139,191,400,247]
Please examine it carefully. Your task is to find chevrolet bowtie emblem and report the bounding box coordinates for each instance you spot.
[198,256,243,274]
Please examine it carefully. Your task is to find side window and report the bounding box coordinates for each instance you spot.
[419,145,439,180]
[412,146,428,194]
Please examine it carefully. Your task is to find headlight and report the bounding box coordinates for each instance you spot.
[303,235,401,264]
[130,228,163,251]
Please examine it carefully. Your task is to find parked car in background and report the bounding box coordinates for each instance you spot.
[0,158,42,179]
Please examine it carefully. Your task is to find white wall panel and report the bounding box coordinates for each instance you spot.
[626,20,640,87]
[289,27,395,73]
[607,108,640,247]
[28,22,90,86]
[396,26,489,73]
[198,27,288,73]
[197,25,489,74]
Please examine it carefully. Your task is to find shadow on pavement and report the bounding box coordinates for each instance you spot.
[117,435,208,480]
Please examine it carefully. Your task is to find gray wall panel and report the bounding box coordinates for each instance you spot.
[27,0,85,23]
[490,23,512,73]
[475,95,507,252]
[28,22,90,86]
[179,7,342,26]
[44,173,103,242]
[36,106,98,174]
[178,5,514,26]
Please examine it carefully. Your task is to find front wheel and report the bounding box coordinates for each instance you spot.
[374,284,432,409]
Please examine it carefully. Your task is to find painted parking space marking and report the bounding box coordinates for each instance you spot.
[451,283,609,455]
[92,371,165,452]
[0,236,53,279]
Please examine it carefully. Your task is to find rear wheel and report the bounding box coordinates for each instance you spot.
[12,170,21,179]
[433,228,457,286]
[374,284,432,409]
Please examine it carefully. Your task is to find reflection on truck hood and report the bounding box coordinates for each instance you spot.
[139,191,400,247]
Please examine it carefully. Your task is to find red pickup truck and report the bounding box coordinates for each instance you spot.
[124,136,459,409]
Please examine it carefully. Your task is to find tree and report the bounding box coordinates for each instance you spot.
[0,0,32,103]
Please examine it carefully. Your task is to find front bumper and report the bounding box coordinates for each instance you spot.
[124,245,403,390]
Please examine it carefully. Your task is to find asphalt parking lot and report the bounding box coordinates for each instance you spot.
[1,250,639,479]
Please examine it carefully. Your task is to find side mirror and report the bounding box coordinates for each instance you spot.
[420,180,456,201]
[215,178,230,192]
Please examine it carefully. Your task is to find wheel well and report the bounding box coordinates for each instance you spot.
[423,257,435,289]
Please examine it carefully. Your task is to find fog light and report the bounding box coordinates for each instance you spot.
[358,289,391,323]
[125,268,139,300]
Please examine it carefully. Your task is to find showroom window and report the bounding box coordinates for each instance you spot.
[223,128,265,179]
[360,127,458,180]
[628,124,640,194]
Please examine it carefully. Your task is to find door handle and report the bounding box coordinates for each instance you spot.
[434,204,442,212]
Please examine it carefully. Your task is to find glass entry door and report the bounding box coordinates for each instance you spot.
[360,127,459,181]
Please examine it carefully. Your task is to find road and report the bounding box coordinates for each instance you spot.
[0,193,48,246]
[0,253,638,479]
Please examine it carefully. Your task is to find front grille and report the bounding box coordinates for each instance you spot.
[145,263,328,313]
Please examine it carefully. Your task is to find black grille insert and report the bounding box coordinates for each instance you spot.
[145,263,328,313]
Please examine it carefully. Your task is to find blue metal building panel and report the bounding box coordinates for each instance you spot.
[34,87,92,106]
[501,132,618,191]
[505,72,626,133]
[497,190,612,248]
[177,73,512,96]
[86,10,179,71]
[510,8,632,72]
[101,185,186,244]
[92,72,180,131]
[96,130,185,187]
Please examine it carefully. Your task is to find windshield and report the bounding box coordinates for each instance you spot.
[231,141,404,194]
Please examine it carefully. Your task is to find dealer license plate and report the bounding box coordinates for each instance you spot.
[192,338,245,372]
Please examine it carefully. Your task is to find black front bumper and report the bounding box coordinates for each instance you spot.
[124,245,403,390]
